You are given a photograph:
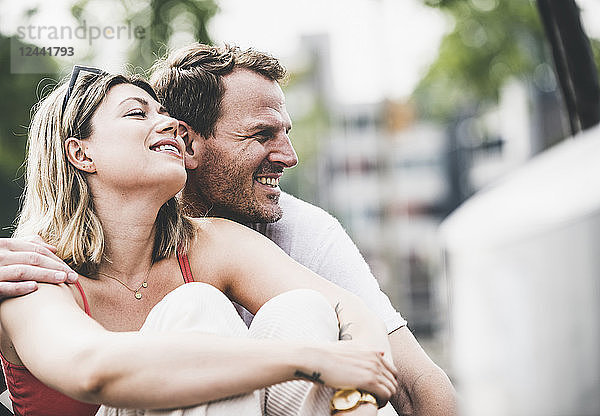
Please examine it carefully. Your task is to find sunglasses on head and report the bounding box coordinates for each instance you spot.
[61,65,108,113]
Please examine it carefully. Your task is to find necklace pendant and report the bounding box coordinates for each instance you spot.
[135,292,142,300]
[142,282,148,288]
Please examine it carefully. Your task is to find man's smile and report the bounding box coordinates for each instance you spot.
[255,175,280,187]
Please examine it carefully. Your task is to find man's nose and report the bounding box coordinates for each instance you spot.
[268,134,298,168]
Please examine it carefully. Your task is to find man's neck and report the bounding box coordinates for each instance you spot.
[181,189,261,226]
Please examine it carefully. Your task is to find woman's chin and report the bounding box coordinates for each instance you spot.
[167,173,187,198]
[149,169,187,199]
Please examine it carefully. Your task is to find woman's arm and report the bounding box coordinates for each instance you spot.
[0,282,395,409]
[194,219,398,397]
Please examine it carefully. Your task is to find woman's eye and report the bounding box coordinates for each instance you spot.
[126,110,146,117]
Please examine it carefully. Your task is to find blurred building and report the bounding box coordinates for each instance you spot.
[320,105,449,338]
[283,34,569,374]
[284,35,454,363]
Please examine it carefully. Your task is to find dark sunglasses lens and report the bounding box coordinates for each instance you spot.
[62,66,106,112]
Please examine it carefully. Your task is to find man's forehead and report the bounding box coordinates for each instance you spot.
[231,107,292,133]
[220,69,290,127]
[222,69,284,105]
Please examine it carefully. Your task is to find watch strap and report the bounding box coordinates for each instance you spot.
[330,389,378,414]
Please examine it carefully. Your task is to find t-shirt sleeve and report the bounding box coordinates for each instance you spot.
[306,219,408,333]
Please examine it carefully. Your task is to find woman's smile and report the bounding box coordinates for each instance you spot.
[149,137,184,159]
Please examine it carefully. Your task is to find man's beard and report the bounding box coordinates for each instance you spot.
[186,146,283,224]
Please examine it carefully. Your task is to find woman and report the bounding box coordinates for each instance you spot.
[0,68,396,416]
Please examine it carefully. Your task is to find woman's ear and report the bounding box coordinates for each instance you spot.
[178,120,201,170]
[65,138,96,173]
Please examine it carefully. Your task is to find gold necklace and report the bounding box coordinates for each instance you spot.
[98,263,153,300]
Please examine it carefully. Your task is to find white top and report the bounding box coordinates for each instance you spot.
[241,192,407,333]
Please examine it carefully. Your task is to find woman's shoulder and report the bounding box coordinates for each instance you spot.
[0,283,79,337]
[189,217,261,241]
[184,218,266,289]
[186,217,270,267]
[187,217,250,257]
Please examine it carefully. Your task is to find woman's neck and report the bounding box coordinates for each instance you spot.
[92,190,163,280]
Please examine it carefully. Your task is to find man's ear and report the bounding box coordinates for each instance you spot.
[64,138,96,173]
[178,120,203,170]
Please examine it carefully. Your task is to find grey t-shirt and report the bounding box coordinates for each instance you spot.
[242,191,407,333]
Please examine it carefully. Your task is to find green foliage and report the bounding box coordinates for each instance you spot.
[0,0,219,236]
[126,0,218,68]
[0,34,59,236]
[591,38,600,75]
[279,62,331,203]
[71,0,218,69]
[414,0,549,120]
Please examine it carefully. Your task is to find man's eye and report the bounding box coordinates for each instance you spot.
[254,132,271,142]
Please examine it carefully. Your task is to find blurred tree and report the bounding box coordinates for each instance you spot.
[1,0,218,236]
[71,0,218,69]
[0,34,58,237]
[279,68,330,205]
[537,0,600,133]
[413,0,600,121]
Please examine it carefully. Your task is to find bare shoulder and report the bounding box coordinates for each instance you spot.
[189,216,253,232]
[1,283,75,313]
[0,283,76,336]
[1,282,73,306]
[185,217,280,281]
[185,218,266,288]
[189,217,263,245]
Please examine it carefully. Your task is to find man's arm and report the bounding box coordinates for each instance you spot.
[0,236,79,298]
[314,225,458,414]
[388,327,457,415]
[265,194,457,414]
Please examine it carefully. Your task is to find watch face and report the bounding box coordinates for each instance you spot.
[331,389,362,411]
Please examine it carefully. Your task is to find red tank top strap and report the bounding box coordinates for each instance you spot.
[73,280,91,316]
[177,252,195,283]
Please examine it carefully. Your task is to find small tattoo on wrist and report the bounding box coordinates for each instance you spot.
[335,303,353,340]
[339,322,353,340]
[335,302,343,316]
[294,370,324,384]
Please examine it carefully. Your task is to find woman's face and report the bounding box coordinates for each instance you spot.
[83,83,186,198]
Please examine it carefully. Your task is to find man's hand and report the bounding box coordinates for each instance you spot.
[0,236,78,299]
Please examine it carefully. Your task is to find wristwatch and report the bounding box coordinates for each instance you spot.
[330,389,378,414]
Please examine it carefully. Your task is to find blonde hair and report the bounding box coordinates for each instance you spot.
[15,72,194,276]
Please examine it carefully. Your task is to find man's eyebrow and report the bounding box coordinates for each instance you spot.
[247,122,292,132]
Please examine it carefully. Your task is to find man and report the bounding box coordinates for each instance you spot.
[152,43,457,416]
[0,44,457,415]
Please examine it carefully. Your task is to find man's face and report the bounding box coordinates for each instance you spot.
[186,68,298,223]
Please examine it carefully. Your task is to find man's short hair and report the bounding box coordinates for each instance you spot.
[150,43,286,138]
